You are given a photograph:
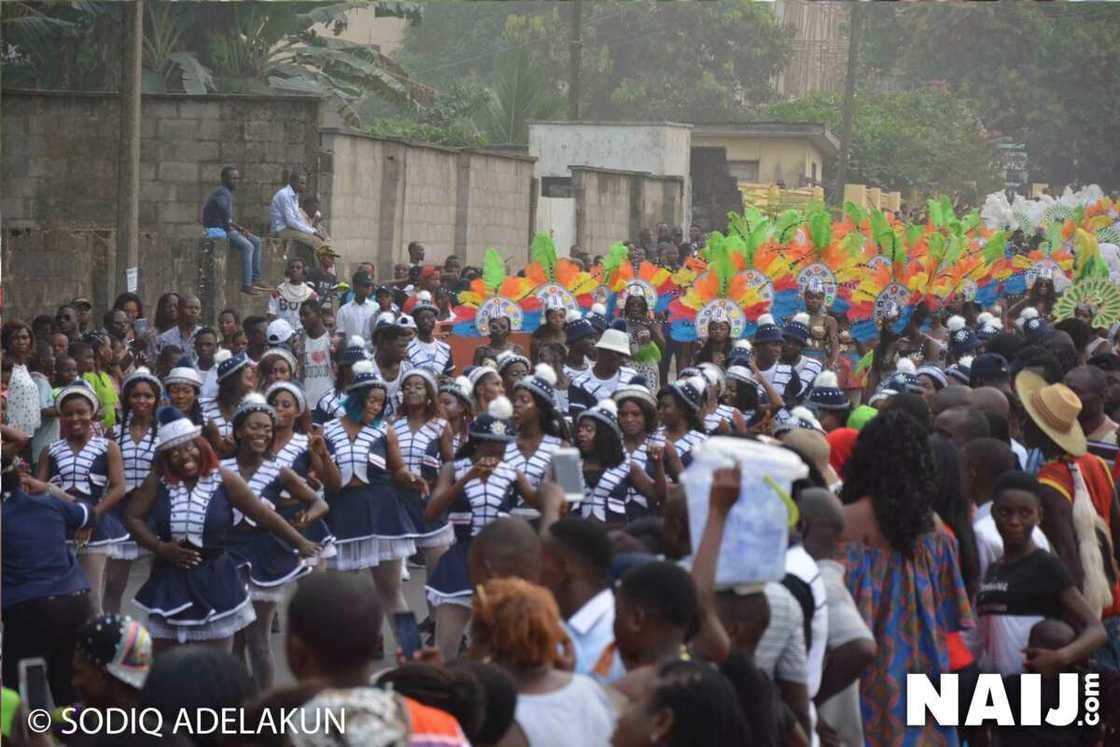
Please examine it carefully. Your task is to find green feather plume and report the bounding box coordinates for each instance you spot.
[840,231,864,259]
[776,209,802,243]
[845,201,867,227]
[726,233,749,265]
[708,238,733,297]
[981,230,1007,264]
[530,232,557,282]
[926,233,946,265]
[926,197,944,228]
[809,210,832,255]
[601,241,629,276]
[634,341,662,364]
[906,224,923,250]
[943,234,964,268]
[482,248,506,291]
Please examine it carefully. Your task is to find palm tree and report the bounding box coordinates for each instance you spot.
[477,47,566,145]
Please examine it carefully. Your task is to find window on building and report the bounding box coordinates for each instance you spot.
[541,177,574,198]
[811,162,818,182]
[727,160,760,182]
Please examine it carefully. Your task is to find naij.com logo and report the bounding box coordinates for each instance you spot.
[906,673,1101,727]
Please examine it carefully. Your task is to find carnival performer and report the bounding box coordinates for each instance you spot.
[38,381,127,616]
[698,363,739,434]
[803,282,839,371]
[125,406,319,651]
[575,399,666,524]
[506,364,567,522]
[105,368,162,615]
[321,361,422,634]
[656,376,710,475]
[222,393,326,690]
[370,315,413,417]
[750,315,801,406]
[619,294,665,392]
[204,349,257,457]
[405,291,454,377]
[163,356,205,426]
[466,365,505,417]
[437,376,474,456]
[313,335,366,425]
[613,377,675,520]
[425,397,533,660]
[472,315,526,367]
[496,351,532,397]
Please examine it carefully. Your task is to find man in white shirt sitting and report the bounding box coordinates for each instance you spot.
[270,169,327,255]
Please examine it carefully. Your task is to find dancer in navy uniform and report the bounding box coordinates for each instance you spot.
[38,382,127,616]
[406,291,454,376]
[424,396,535,660]
[370,314,413,417]
[506,363,568,522]
[495,350,531,399]
[698,363,739,434]
[613,377,673,521]
[466,365,505,418]
[436,376,474,456]
[266,381,340,568]
[313,335,366,425]
[105,367,161,614]
[393,368,455,568]
[125,407,319,651]
[204,349,257,457]
[163,356,205,425]
[575,399,666,525]
[321,360,424,637]
[656,374,710,477]
[222,393,327,690]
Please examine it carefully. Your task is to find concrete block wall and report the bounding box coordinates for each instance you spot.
[571,167,685,257]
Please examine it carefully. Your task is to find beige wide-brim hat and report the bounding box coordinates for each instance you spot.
[1015,369,1088,457]
[596,329,632,357]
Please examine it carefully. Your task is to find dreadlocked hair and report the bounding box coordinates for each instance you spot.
[375,663,485,743]
[471,578,569,670]
[839,409,935,558]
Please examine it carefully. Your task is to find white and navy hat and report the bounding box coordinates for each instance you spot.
[440,376,474,409]
[585,303,610,334]
[267,318,295,347]
[1023,317,1050,342]
[396,314,417,332]
[339,335,369,366]
[156,405,202,451]
[946,316,979,357]
[232,392,276,431]
[946,355,974,385]
[885,358,924,395]
[725,365,755,386]
[372,311,399,336]
[265,381,307,415]
[466,365,499,391]
[216,348,251,382]
[773,406,825,437]
[753,314,784,344]
[122,366,162,400]
[565,316,597,345]
[260,347,297,373]
[515,363,558,404]
[808,370,848,411]
[977,320,1003,341]
[495,350,531,375]
[577,398,622,439]
[410,290,439,316]
[402,366,438,394]
[347,360,388,393]
[56,380,101,413]
[669,375,708,412]
[727,339,753,367]
[468,396,515,442]
[612,375,657,409]
[783,312,811,345]
[163,355,202,389]
[916,364,949,391]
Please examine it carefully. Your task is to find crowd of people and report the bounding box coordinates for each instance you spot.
[4,180,1120,747]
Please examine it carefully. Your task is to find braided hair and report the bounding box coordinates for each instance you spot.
[119,377,160,444]
[839,409,935,558]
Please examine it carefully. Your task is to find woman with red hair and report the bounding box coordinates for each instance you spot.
[125,406,319,651]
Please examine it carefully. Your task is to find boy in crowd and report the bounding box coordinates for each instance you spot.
[269,258,318,333]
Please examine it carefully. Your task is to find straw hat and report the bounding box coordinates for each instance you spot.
[1014,370,1087,457]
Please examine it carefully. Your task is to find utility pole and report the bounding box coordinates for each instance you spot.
[115,0,143,301]
[568,0,582,120]
[834,1,861,205]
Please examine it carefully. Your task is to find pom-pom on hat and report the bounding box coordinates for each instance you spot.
[515,363,559,405]
[396,314,417,332]
[753,313,784,344]
[612,375,657,409]
[410,290,440,316]
[164,355,202,389]
[339,335,369,366]
[265,381,307,415]
[233,392,276,431]
[565,317,597,345]
[577,398,622,439]
[808,370,848,411]
[948,324,980,357]
[698,362,725,389]
[156,405,201,451]
[669,375,708,412]
[783,312,811,345]
[216,348,250,383]
[346,360,387,393]
[585,303,610,334]
[773,406,825,437]
[122,366,162,400]
[468,396,515,442]
[1023,317,1051,343]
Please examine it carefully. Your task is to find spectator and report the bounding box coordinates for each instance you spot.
[217,308,241,352]
[137,646,252,737]
[307,246,341,311]
[202,166,267,296]
[268,257,318,333]
[73,296,95,336]
[933,405,991,448]
[568,329,637,417]
[56,303,80,340]
[299,300,334,407]
[1064,365,1119,464]
[243,315,270,364]
[467,516,543,586]
[337,271,378,348]
[28,343,58,470]
[2,320,42,444]
[71,614,152,709]
[76,335,120,430]
[470,577,617,747]
[157,295,202,359]
[194,327,220,402]
[153,293,180,338]
[270,169,327,257]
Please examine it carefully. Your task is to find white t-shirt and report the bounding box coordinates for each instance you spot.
[786,544,829,747]
[301,332,334,407]
[817,559,871,747]
[199,365,219,402]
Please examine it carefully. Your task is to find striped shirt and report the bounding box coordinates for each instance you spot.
[568,366,638,417]
[407,338,454,377]
[201,398,233,440]
[323,419,387,486]
[393,417,447,475]
[449,458,516,535]
[220,457,282,526]
[505,435,561,518]
[314,388,346,425]
[112,420,158,491]
[48,437,110,498]
[166,471,221,547]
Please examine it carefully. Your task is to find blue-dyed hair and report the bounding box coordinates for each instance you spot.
[343,386,385,426]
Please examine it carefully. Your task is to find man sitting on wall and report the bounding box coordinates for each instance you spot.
[270,169,329,262]
[202,166,269,296]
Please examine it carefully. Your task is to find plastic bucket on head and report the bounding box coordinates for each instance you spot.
[681,436,809,589]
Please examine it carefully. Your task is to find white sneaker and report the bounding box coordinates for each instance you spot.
[401,563,411,581]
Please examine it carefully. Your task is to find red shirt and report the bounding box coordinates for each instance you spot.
[1038,454,1120,618]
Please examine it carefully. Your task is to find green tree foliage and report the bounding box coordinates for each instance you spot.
[398,0,792,122]
[857,2,1120,190]
[475,47,565,144]
[759,86,1002,196]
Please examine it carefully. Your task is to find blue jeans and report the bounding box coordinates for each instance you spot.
[228,230,262,286]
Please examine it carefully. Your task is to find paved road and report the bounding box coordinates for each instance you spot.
[120,557,431,687]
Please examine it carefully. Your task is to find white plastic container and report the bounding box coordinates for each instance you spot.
[682,437,808,588]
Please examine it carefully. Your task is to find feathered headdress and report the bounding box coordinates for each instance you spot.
[600,241,680,315]
[524,232,600,313]
[452,248,541,336]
